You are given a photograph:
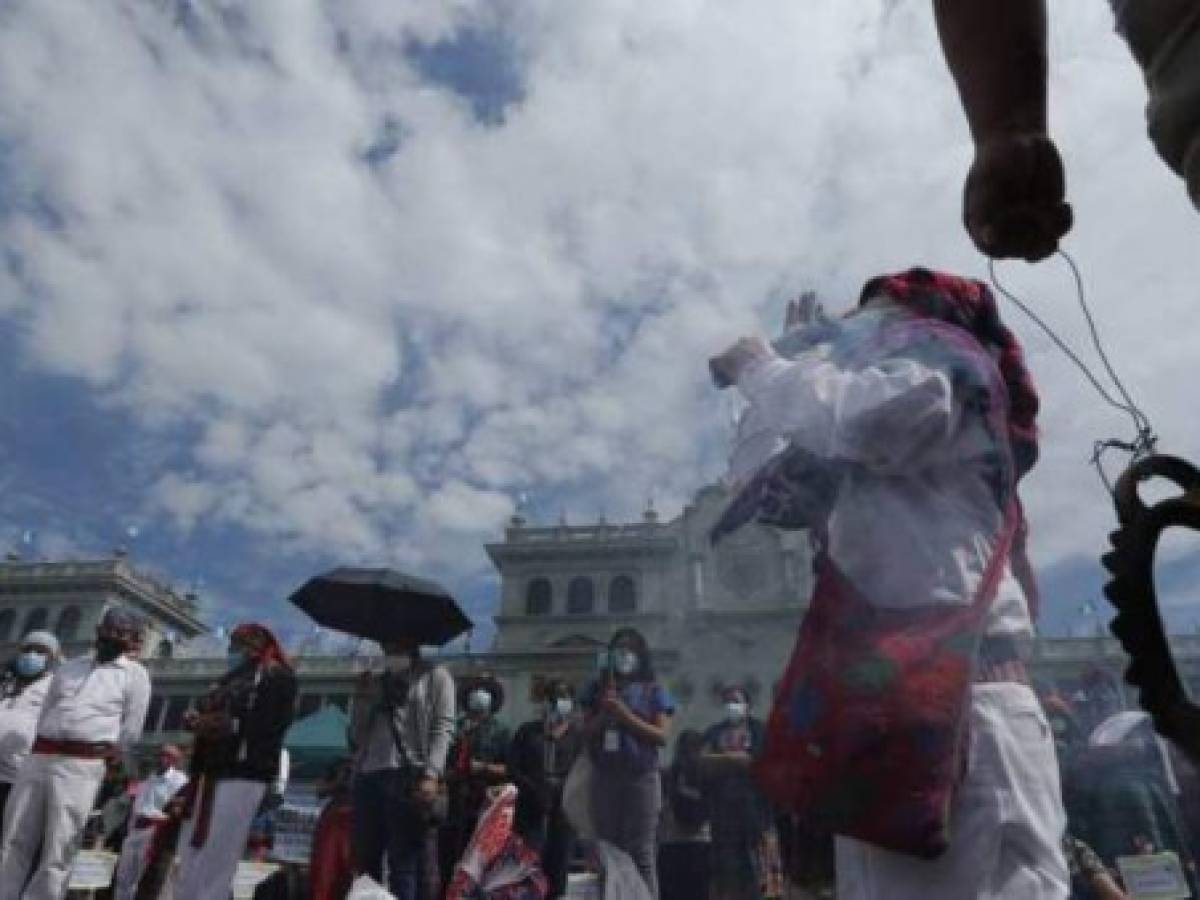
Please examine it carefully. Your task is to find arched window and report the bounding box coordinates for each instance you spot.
[55,606,82,642]
[608,575,637,614]
[567,577,595,615]
[22,608,48,636]
[525,578,552,616]
[0,609,15,643]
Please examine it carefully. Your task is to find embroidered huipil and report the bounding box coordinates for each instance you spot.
[729,306,1033,641]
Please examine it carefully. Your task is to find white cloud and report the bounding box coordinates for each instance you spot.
[1,0,1199,618]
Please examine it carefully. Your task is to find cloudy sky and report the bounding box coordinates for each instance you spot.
[1,0,1198,647]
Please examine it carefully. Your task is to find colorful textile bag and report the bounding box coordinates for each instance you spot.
[752,510,1016,859]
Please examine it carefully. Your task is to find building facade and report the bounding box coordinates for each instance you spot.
[0,553,207,661]
[1,485,1198,765]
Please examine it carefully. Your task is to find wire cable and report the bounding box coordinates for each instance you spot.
[988,252,1157,495]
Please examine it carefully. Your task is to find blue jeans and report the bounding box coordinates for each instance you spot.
[352,769,425,900]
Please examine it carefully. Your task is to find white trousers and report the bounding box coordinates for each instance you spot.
[836,683,1070,900]
[170,779,265,900]
[0,753,105,900]
[112,823,158,900]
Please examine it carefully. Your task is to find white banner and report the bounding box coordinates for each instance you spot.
[68,850,119,890]
[1118,852,1192,900]
[231,861,280,900]
[270,801,322,865]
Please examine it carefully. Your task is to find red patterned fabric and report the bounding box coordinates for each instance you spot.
[753,508,1017,859]
[447,786,547,900]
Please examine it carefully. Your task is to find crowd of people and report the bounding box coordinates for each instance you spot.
[0,266,1196,900]
[0,611,301,900]
[0,595,1191,900]
[0,274,1197,900]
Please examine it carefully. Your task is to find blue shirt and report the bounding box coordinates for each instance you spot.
[582,678,674,774]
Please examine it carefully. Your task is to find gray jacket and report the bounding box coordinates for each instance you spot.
[350,663,455,780]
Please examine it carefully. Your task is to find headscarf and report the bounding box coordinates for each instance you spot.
[858,267,1040,480]
[230,623,292,671]
[21,630,61,658]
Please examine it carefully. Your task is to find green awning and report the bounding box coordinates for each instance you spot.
[284,705,350,777]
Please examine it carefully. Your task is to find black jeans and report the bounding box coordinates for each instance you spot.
[352,769,425,900]
[524,804,573,898]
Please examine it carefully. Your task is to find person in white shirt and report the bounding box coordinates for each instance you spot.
[111,745,188,900]
[710,270,1068,899]
[0,607,151,900]
[0,630,61,837]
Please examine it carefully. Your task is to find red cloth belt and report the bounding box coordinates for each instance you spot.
[32,737,114,759]
[184,775,220,850]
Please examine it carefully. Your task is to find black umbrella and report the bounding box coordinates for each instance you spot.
[289,567,472,645]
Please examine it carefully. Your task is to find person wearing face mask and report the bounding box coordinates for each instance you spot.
[441,674,511,885]
[507,679,583,899]
[170,623,297,900]
[0,607,150,900]
[0,630,60,836]
[348,636,456,900]
[581,627,674,898]
[701,687,781,900]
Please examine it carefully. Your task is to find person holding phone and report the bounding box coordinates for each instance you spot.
[580,628,673,898]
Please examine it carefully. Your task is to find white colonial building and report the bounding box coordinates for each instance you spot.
[0,483,1197,760]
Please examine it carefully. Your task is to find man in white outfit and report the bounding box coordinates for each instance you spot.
[712,269,1069,899]
[0,607,151,900]
[0,631,61,833]
[111,745,188,900]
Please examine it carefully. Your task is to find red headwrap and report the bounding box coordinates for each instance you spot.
[859,268,1039,481]
[230,623,292,671]
[859,267,1042,617]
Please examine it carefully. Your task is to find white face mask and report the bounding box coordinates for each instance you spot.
[15,651,47,678]
[613,649,638,676]
[467,690,492,714]
[725,701,748,724]
[551,698,573,718]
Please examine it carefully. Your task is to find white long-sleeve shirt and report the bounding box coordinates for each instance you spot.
[0,674,53,782]
[36,655,152,750]
[731,311,1033,641]
[131,766,188,822]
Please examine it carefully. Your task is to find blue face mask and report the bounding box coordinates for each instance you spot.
[227,649,248,670]
[15,652,47,678]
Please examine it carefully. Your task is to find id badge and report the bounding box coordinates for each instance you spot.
[603,729,620,753]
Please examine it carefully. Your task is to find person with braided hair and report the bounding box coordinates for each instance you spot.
[170,623,297,900]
